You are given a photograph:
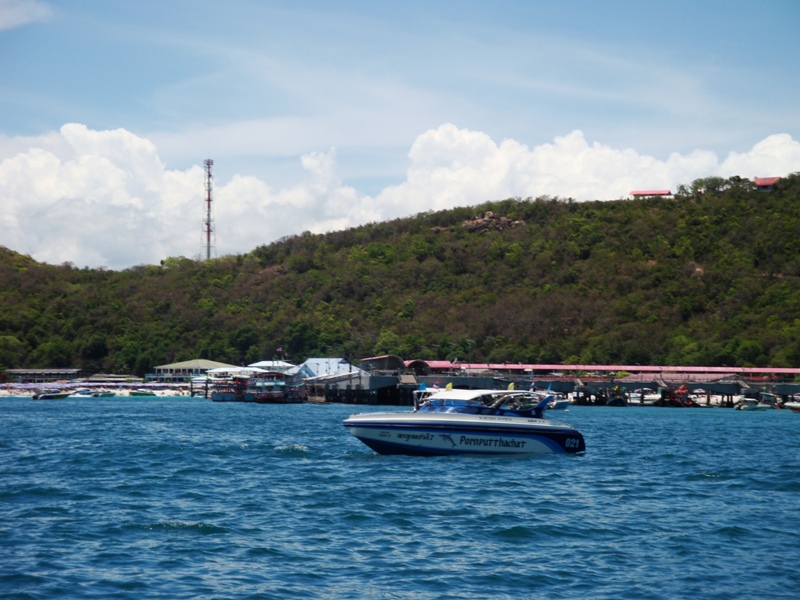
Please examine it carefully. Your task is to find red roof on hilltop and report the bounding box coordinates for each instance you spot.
[754,177,780,187]
[630,189,671,196]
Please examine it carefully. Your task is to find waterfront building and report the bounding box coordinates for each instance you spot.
[147,359,240,383]
[5,368,91,383]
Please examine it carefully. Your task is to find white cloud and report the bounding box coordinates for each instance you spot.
[719,134,800,179]
[373,124,799,213]
[0,124,190,268]
[0,0,51,31]
[1,123,799,270]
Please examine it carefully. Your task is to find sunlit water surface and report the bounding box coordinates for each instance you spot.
[2,398,799,599]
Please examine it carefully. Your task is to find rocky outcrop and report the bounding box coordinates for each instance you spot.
[462,211,523,233]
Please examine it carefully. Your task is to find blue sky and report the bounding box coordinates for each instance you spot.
[1,0,799,269]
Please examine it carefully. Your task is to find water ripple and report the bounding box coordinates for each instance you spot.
[123,521,229,535]
[1,400,799,598]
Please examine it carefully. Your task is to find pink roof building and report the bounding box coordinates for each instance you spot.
[754,176,781,188]
[629,189,672,197]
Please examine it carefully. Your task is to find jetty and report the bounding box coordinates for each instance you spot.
[315,357,800,406]
[4,358,799,407]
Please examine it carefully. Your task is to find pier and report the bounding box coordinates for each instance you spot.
[317,358,800,406]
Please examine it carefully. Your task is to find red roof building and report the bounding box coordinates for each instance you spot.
[630,189,672,197]
[754,176,781,188]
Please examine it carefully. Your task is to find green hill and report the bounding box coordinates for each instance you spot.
[2,174,800,376]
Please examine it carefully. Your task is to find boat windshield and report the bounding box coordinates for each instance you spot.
[420,399,484,409]
[416,392,549,418]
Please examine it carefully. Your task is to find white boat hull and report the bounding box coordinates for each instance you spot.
[736,401,772,411]
[548,399,571,410]
[343,411,585,456]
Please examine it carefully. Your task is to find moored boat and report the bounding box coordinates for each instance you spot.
[735,392,780,411]
[632,388,662,405]
[250,371,306,403]
[546,392,572,410]
[129,389,157,396]
[735,398,772,411]
[343,388,585,456]
[209,376,246,402]
[606,395,629,407]
[31,391,70,400]
[209,371,306,403]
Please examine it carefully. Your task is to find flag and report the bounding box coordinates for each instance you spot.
[508,382,515,390]
[445,382,453,391]
[276,347,283,353]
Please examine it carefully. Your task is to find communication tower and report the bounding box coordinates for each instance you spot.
[202,158,216,260]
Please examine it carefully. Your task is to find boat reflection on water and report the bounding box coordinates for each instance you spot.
[343,388,585,457]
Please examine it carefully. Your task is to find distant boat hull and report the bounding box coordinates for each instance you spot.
[210,391,244,402]
[548,399,571,410]
[735,401,771,411]
[31,391,70,400]
[606,396,628,407]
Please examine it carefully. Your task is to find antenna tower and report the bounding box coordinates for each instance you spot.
[202,158,216,260]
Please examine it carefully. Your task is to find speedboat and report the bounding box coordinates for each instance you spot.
[632,388,662,405]
[342,388,586,456]
[545,392,572,410]
[785,394,800,412]
[524,388,570,410]
[129,389,157,396]
[31,390,70,400]
[735,392,781,411]
[734,398,771,411]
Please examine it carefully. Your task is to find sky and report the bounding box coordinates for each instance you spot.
[1,0,799,270]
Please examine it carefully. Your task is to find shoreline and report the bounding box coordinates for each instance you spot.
[0,383,193,398]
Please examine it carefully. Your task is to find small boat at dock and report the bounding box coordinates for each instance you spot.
[209,371,306,403]
[547,392,572,410]
[735,391,780,411]
[735,398,771,411]
[31,391,70,400]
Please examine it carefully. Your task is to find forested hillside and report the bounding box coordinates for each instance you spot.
[2,174,800,377]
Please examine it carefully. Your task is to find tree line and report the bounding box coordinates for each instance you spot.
[2,174,799,377]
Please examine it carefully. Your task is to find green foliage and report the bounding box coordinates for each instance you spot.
[2,174,800,375]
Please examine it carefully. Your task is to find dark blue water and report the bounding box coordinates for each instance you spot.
[2,398,799,599]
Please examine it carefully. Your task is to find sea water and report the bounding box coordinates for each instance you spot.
[1,397,799,599]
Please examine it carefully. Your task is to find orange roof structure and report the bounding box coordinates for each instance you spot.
[630,189,671,197]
